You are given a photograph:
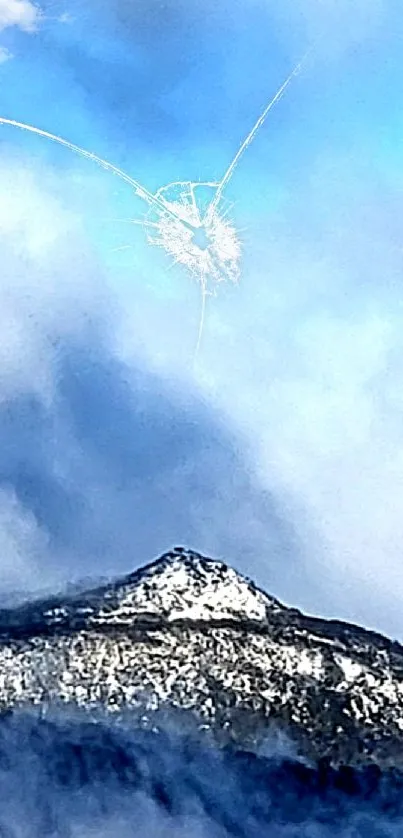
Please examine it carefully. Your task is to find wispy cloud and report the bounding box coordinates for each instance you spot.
[0,0,42,33]
[0,44,12,61]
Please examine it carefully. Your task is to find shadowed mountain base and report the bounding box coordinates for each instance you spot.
[0,710,402,837]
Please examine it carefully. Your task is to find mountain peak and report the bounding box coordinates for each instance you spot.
[114,546,282,625]
[0,547,283,634]
[2,547,403,768]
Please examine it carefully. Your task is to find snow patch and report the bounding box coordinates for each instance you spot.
[88,548,281,627]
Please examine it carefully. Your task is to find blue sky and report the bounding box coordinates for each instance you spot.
[1,0,403,639]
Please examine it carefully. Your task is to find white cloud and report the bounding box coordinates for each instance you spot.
[0,155,119,594]
[0,44,12,60]
[0,156,112,404]
[0,0,41,33]
[57,11,74,23]
[0,487,47,590]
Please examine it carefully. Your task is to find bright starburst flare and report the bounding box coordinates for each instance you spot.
[147,182,241,291]
[0,48,312,357]
[144,181,242,354]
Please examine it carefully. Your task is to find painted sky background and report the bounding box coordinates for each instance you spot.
[1,0,403,639]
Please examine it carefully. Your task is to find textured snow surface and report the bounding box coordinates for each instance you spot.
[2,546,403,767]
[36,547,284,629]
[95,547,283,624]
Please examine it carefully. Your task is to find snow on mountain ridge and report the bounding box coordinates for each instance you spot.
[87,547,284,627]
[2,547,403,767]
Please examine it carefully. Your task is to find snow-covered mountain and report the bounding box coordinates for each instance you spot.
[0,546,402,767]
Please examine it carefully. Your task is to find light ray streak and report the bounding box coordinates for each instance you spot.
[207,48,313,219]
[0,117,186,226]
[194,287,207,361]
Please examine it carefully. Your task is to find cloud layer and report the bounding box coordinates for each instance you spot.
[0,155,302,607]
[1,0,403,645]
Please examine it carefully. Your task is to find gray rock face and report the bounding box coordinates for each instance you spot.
[1,547,403,766]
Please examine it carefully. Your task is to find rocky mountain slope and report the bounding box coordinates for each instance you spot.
[0,546,402,766]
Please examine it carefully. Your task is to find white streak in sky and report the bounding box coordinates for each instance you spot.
[0,118,183,224]
[208,48,313,218]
